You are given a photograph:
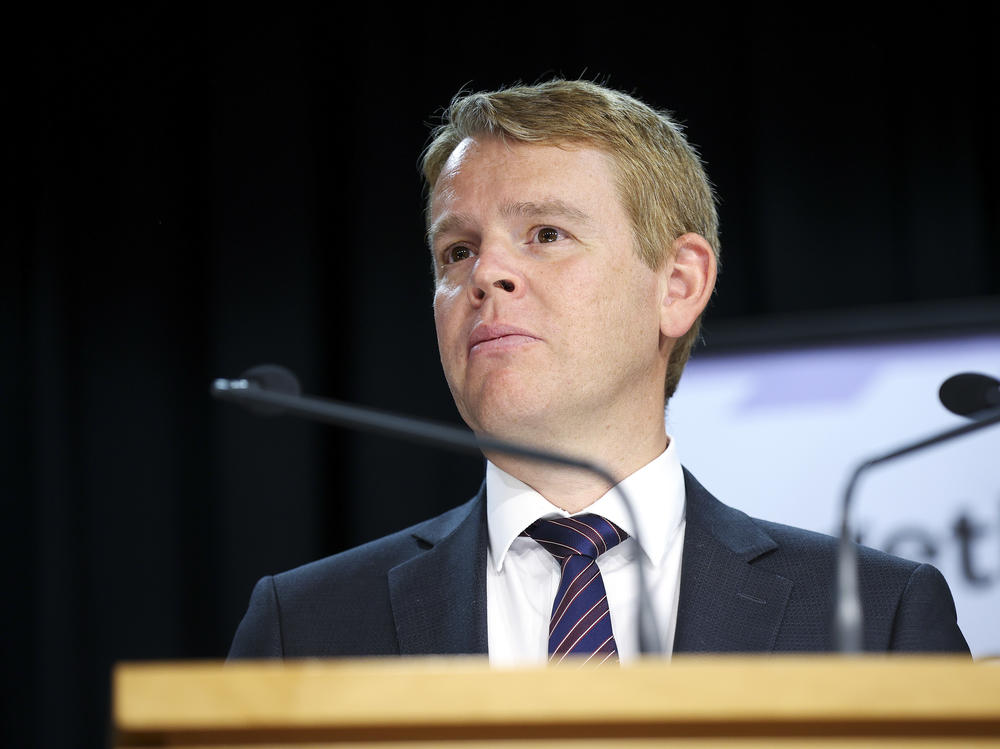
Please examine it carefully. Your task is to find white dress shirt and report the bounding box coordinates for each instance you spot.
[486,437,686,665]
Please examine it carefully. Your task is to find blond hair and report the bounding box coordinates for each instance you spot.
[422,79,719,400]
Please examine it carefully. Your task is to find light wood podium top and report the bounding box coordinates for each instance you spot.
[114,656,1000,747]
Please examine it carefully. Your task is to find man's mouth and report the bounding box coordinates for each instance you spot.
[468,324,540,354]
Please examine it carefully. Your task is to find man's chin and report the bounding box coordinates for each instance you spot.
[463,406,560,452]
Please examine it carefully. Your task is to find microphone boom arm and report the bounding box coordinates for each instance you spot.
[212,375,664,656]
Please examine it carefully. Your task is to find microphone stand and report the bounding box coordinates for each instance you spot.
[836,406,1000,652]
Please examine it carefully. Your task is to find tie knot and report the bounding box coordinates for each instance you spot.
[523,514,627,561]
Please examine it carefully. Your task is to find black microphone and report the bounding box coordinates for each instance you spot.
[224,363,303,416]
[212,364,663,656]
[939,372,1000,418]
[836,374,1000,652]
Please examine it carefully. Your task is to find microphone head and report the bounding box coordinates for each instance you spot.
[240,364,302,397]
[239,364,302,416]
[939,372,1000,418]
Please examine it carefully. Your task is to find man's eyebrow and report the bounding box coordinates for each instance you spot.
[499,199,592,224]
[426,213,474,248]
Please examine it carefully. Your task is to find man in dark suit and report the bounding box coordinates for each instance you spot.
[230,80,968,660]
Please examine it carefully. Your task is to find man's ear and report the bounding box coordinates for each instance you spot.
[659,233,717,339]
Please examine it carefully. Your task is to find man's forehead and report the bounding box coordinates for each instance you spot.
[430,136,617,216]
[431,137,501,203]
[439,136,479,176]
[436,134,610,183]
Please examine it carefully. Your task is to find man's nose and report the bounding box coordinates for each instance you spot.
[467,243,523,305]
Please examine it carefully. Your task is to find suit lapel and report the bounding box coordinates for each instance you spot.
[673,470,793,653]
[387,487,489,655]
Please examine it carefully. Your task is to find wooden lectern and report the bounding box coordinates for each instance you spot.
[114,656,1000,746]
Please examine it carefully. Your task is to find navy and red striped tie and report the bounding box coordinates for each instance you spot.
[523,514,627,664]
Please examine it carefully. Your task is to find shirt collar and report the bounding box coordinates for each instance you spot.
[486,436,685,572]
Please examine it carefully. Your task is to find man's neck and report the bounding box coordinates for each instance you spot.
[483,428,669,514]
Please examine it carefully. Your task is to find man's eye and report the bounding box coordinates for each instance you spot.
[536,227,561,243]
[444,245,473,264]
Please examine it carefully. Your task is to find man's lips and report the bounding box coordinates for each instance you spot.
[468,324,541,354]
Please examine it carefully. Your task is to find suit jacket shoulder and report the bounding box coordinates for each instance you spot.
[675,469,969,654]
[228,491,489,659]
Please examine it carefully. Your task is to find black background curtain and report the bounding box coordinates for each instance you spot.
[4,7,998,747]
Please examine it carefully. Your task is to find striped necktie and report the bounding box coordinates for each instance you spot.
[523,514,627,664]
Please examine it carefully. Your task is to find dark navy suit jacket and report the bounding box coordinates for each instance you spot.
[228,470,969,657]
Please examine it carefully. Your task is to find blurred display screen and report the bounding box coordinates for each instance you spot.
[668,332,1000,658]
